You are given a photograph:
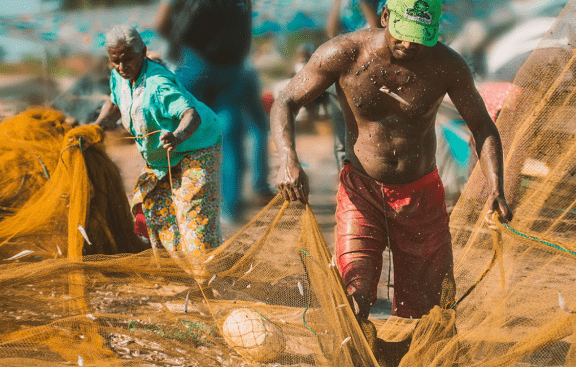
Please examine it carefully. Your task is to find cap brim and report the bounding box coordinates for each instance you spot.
[388,11,439,47]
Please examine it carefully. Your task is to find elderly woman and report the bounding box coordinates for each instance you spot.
[95,25,222,255]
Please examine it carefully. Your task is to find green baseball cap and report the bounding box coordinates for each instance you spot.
[386,0,442,47]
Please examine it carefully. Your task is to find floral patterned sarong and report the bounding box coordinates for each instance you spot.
[132,143,221,254]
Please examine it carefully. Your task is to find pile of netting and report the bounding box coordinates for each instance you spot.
[2,1,576,365]
[0,107,148,260]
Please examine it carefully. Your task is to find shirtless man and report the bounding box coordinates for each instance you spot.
[271,0,512,329]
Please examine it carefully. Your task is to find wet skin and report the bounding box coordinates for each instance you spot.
[271,8,512,221]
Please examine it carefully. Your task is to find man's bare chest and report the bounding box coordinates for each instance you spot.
[338,59,446,120]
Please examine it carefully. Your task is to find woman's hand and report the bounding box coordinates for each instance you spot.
[94,98,121,130]
[160,131,180,152]
[161,108,201,152]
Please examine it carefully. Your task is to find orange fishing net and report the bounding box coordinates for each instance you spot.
[0,108,147,260]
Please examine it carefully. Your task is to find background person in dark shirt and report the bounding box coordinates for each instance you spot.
[155,0,275,225]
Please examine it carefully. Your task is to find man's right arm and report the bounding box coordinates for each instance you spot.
[94,98,121,130]
[270,39,349,203]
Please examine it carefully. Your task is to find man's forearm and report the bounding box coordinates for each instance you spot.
[270,94,311,203]
[475,128,506,197]
[270,96,300,166]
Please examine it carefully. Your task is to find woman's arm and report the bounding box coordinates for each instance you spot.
[160,108,201,151]
[94,98,121,130]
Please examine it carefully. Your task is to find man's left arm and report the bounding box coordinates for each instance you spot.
[447,52,513,222]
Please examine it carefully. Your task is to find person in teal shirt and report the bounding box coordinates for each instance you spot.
[95,25,223,257]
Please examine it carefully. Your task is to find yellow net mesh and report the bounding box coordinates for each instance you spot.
[2,2,576,365]
[0,108,69,216]
[0,109,148,260]
[0,195,378,366]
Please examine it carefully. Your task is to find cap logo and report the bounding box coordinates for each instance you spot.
[404,0,432,25]
[424,27,436,40]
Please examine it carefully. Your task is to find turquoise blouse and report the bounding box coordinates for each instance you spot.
[110,58,222,179]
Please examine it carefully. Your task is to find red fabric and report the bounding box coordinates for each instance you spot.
[336,164,453,318]
[261,92,274,115]
[133,203,150,241]
[478,82,521,121]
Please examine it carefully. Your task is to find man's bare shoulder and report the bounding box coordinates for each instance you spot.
[333,28,385,56]
[432,42,473,76]
[309,29,379,71]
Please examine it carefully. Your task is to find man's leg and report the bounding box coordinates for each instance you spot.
[210,65,247,222]
[391,233,453,318]
[240,67,274,200]
[384,169,454,318]
[335,168,392,363]
[336,164,388,316]
[215,106,244,222]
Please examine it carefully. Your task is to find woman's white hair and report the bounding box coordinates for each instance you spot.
[105,25,146,54]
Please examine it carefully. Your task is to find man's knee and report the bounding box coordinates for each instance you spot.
[338,248,382,299]
[347,293,372,318]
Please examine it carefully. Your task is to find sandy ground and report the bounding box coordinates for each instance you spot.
[104,118,394,320]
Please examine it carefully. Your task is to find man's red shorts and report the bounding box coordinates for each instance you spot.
[336,163,453,319]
